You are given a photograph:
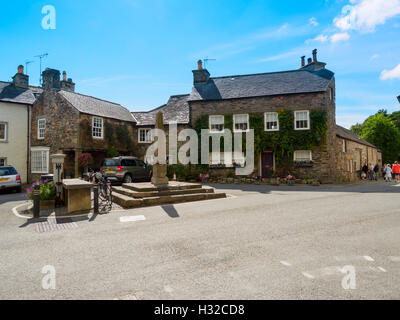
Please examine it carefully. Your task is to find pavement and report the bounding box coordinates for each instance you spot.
[0,181,399,299]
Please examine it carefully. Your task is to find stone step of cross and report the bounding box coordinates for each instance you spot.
[122,181,203,192]
[112,190,226,209]
[113,185,215,198]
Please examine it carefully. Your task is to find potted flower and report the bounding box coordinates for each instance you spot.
[270,170,280,185]
[78,153,94,177]
[26,181,57,210]
[286,174,296,185]
[234,174,242,184]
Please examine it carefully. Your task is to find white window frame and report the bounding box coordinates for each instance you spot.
[92,116,104,139]
[264,112,279,131]
[37,118,46,140]
[138,128,153,143]
[0,122,8,142]
[209,115,224,133]
[342,139,347,153]
[293,150,312,162]
[233,114,249,133]
[294,110,310,130]
[31,147,50,174]
[0,157,7,166]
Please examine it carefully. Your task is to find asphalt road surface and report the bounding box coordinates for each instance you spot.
[0,181,399,299]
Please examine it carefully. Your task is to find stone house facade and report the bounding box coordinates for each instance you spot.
[185,51,380,183]
[30,68,136,181]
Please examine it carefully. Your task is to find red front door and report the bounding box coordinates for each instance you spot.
[261,152,274,178]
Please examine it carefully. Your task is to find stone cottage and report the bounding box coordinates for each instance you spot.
[0,65,42,183]
[30,68,136,181]
[186,50,381,183]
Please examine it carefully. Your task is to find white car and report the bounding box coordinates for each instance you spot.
[0,166,22,193]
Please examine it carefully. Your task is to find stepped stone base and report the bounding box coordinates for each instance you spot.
[112,181,226,209]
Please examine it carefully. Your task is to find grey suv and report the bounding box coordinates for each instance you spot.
[101,157,152,183]
[0,166,22,193]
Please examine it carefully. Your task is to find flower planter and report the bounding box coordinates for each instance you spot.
[40,200,55,210]
[234,178,241,184]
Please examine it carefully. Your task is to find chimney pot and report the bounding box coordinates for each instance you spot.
[301,56,305,67]
[312,49,317,62]
[18,65,24,74]
[13,65,29,88]
[197,59,203,70]
[307,58,312,65]
[63,71,67,81]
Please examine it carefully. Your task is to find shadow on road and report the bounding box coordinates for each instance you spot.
[161,205,180,218]
[207,181,400,194]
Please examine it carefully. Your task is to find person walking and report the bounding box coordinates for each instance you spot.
[373,162,380,181]
[361,163,368,180]
[368,163,374,180]
[384,164,392,182]
[392,161,400,182]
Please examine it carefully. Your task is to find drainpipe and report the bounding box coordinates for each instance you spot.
[27,104,30,184]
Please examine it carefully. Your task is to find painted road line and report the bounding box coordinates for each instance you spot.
[120,215,146,223]
[363,256,374,262]
[280,261,292,267]
[388,256,400,262]
[378,267,387,272]
[302,272,315,279]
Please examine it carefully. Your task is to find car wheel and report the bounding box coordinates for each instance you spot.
[123,174,133,183]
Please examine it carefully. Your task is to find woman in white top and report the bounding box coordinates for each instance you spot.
[384,164,392,182]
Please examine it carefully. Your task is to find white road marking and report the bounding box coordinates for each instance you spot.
[120,215,146,223]
[280,261,292,266]
[12,202,31,218]
[363,256,374,262]
[378,267,387,272]
[388,256,400,262]
[302,272,315,279]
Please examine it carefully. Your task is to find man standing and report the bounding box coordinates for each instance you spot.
[361,163,368,180]
[373,162,380,181]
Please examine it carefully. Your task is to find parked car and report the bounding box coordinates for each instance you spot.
[100,157,152,183]
[0,166,22,193]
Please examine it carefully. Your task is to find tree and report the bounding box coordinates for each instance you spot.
[350,123,363,136]
[360,113,400,163]
[389,111,400,130]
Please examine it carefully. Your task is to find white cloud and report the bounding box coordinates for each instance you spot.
[370,54,379,61]
[334,0,400,33]
[314,34,328,42]
[330,32,350,43]
[380,63,400,80]
[309,17,319,26]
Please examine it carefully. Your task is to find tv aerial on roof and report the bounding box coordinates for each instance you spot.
[34,53,48,85]
[25,60,34,75]
[203,57,216,68]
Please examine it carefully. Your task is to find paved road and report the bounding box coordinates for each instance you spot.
[0,182,399,299]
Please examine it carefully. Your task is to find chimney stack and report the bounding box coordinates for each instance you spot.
[312,49,318,62]
[42,68,61,90]
[307,58,312,65]
[60,70,75,92]
[192,60,210,84]
[13,65,29,88]
[301,56,305,67]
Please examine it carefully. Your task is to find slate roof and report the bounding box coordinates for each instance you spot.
[189,69,334,101]
[0,81,42,105]
[336,125,378,149]
[59,90,136,122]
[132,94,190,126]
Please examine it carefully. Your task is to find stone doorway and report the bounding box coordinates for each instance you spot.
[261,151,274,178]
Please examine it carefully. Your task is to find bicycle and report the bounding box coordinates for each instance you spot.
[89,170,113,212]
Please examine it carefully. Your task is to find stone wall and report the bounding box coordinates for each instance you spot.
[30,90,80,181]
[189,83,337,183]
[335,136,382,182]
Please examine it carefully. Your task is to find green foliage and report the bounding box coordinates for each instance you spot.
[167,164,209,180]
[79,119,93,146]
[105,122,115,146]
[116,124,131,149]
[107,145,119,157]
[193,110,328,172]
[389,111,400,130]
[360,113,400,163]
[350,123,363,136]
[27,182,56,201]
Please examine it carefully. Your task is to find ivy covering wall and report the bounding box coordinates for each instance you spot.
[193,109,328,169]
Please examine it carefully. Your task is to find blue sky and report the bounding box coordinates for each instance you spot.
[1,0,399,128]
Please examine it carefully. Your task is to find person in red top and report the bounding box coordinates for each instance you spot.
[392,161,400,182]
